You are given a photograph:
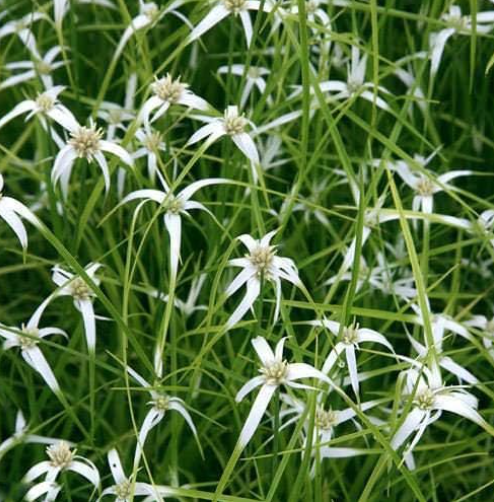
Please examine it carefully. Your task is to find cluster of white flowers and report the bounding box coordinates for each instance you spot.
[1,1,494,500]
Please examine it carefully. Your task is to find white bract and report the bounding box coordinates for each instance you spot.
[391,154,472,214]
[147,274,208,318]
[51,263,102,354]
[98,73,138,141]
[280,393,382,448]
[309,319,394,397]
[25,481,62,501]
[126,366,199,467]
[335,193,404,276]
[0,11,46,55]
[0,46,66,91]
[132,127,168,184]
[325,252,417,300]
[188,0,277,47]
[407,334,478,385]
[100,448,162,500]
[112,1,187,62]
[96,73,138,197]
[225,231,301,329]
[278,393,382,473]
[0,86,78,133]
[51,120,134,197]
[187,106,260,170]
[391,365,489,470]
[290,0,331,26]
[429,5,494,76]
[0,410,60,462]
[0,174,41,250]
[258,135,289,171]
[392,52,428,115]
[472,210,494,250]
[294,46,392,111]
[410,303,474,350]
[24,441,100,499]
[290,180,332,228]
[120,178,229,281]
[139,74,209,131]
[54,0,116,29]
[0,298,67,396]
[336,189,455,278]
[235,336,330,448]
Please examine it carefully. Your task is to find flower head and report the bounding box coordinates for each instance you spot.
[23,438,100,494]
[309,318,394,397]
[0,298,66,396]
[188,105,260,171]
[51,263,102,354]
[51,119,133,197]
[68,125,104,160]
[152,74,186,103]
[225,231,301,329]
[188,0,276,47]
[126,366,200,467]
[47,441,75,468]
[391,364,489,469]
[235,336,330,449]
[119,178,230,287]
[139,74,208,130]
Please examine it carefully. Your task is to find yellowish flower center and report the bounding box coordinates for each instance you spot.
[108,108,124,124]
[249,245,275,275]
[224,0,246,13]
[68,126,103,159]
[342,323,359,345]
[154,394,170,411]
[415,177,435,197]
[18,324,39,350]
[224,110,247,135]
[248,67,262,79]
[166,197,184,215]
[47,441,75,469]
[36,93,55,113]
[35,60,52,75]
[143,2,159,21]
[315,408,338,431]
[306,1,319,14]
[142,131,162,151]
[70,277,92,300]
[347,79,361,94]
[115,479,132,500]
[415,388,435,410]
[260,360,288,385]
[152,74,185,103]
[446,14,468,31]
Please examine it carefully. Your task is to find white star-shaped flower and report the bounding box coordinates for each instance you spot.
[309,319,394,397]
[51,263,103,355]
[51,120,134,198]
[0,86,78,135]
[126,366,200,467]
[235,336,330,448]
[0,46,66,91]
[188,0,277,47]
[187,105,260,172]
[225,230,301,329]
[24,440,100,499]
[0,298,67,396]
